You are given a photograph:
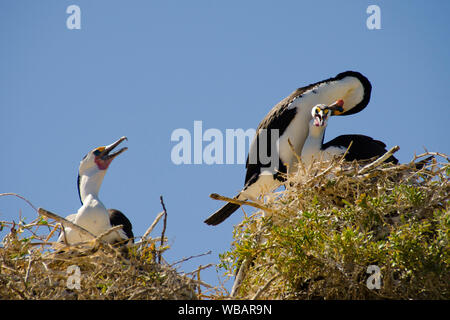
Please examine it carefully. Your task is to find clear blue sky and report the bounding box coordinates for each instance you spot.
[1,0,449,292]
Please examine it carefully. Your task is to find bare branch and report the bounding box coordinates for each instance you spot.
[251,274,279,300]
[141,211,165,241]
[230,259,251,298]
[287,138,306,176]
[358,145,400,175]
[158,196,168,264]
[210,193,275,213]
[37,207,95,240]
[0,193,38,212]
[170,250,212,267]
[95,224,123,243]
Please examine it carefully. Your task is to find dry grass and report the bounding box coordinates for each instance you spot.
[0,197,216,300]
[2,151,448,300]
[218,151,450,299]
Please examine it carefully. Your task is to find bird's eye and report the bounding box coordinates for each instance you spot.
[315,108,319,114]
[93,147,105,156]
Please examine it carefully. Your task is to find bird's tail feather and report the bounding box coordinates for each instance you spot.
[204,202,241,226]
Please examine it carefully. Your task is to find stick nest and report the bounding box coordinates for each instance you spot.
[0,198,209,300]
[219,152,450,299]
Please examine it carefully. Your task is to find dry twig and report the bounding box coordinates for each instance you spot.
[158,196,168,264]
[141,211,165,240]
[358,145,400,175]
[37,207,95,240]
[210,193,275,213]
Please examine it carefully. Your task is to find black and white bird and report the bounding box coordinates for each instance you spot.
[301,100,398,166]
[204,71,372,226]
[57,136,134,245]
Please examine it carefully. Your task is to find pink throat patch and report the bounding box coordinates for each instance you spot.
[313,117,322,127]
[94,157,112,170]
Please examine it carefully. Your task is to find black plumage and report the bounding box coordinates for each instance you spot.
[322,134,398,164]
[108,209,134,242]
[205,71,372,226]
[244,71,372,189]
[203,202,241,226]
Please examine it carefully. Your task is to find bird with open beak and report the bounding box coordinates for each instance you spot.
[57,136,133,245]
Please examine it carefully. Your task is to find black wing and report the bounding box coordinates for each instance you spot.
[323,134,398,164]
[244,106,296,187]
[108,209,134,242]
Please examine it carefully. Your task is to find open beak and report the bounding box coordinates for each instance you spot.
[313,113,325,127]
[99,136,128,160]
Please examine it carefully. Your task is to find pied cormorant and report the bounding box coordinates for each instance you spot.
[204,71,372,225]
[57,136,134,245]
[301,101,398,166]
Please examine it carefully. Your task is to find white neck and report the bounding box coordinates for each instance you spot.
[78,168,107,203]
[301,121,326,166]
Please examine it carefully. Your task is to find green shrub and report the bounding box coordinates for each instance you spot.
[220,154,449,299]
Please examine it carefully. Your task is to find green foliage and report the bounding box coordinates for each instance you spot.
[220,157,449,299]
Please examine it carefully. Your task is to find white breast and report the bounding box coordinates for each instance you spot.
[73,195,111,234]
[278,107,310,171]
[302,140,347,167]
[280,76,363,171]
[58,195,114,244]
